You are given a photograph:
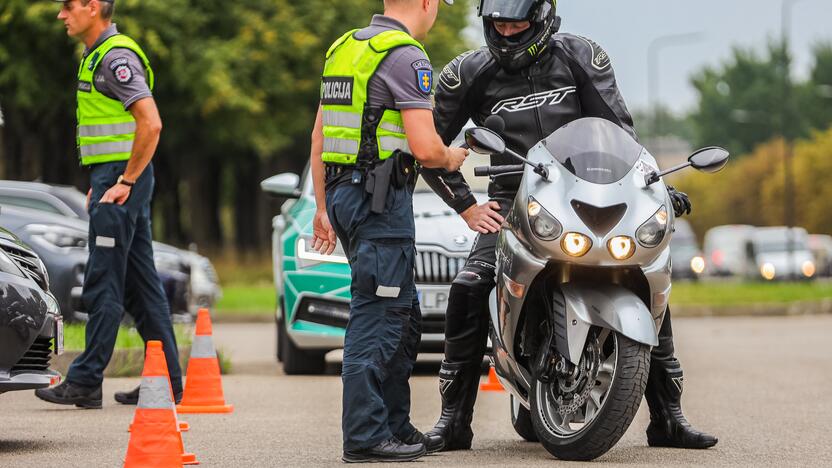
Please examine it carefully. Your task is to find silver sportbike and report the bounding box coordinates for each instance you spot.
[466,117,728,461]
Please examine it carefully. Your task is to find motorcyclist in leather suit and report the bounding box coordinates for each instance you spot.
[421,0,717,452]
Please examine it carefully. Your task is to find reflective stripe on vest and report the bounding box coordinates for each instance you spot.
[76,34,154,166]
[320,29,428,166]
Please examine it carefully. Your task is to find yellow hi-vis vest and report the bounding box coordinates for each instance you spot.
[320,29,428,166]
[76,34,154,166]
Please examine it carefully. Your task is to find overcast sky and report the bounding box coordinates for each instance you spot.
[462,0,830,113]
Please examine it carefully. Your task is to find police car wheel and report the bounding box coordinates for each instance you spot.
[280,318,327,375]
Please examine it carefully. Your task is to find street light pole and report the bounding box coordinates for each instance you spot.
[782,0,804,278]
[647,32,704,152]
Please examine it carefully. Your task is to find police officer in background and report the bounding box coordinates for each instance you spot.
[310,0,467,462]
[422,0,717,451]
[36,0,182,408]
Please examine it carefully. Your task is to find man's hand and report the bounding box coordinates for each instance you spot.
[461,201,505,234]
[667,185,692,217]
[444,146,469,172]
[99,184,131,205]
[312,209,337,255]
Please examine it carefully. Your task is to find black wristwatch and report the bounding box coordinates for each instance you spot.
[117,175,135,187]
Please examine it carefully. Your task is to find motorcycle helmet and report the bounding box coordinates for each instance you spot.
[479,0,561,71]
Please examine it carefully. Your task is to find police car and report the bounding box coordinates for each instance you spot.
[262,168,485,375]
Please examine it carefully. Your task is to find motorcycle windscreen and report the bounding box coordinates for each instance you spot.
[544,118,643,185]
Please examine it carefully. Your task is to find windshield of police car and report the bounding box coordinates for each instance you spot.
[543,118,643,185]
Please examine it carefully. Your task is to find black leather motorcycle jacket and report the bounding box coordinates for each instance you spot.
[421,33,637,214]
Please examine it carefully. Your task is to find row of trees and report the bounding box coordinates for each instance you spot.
[638,41,832,157]
[0,0,473,252]
[678,127,832,237]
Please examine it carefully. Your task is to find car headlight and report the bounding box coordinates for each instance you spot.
[761,263,776,281]
[802,261,816,278]
[561,232,592,257]
[607,236,635,260]
[296,236,348,266]
[527,197,562,241]
[636,206,668,248]
[690,256,706,274]
[26,224,88,251]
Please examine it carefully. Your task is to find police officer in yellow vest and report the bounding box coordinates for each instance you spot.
[309,0,468,462]
[36,0,183,408]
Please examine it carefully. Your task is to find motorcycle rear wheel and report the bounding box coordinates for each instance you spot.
[530,330,649,461]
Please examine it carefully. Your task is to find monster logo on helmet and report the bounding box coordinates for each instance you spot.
[479,0,561,71]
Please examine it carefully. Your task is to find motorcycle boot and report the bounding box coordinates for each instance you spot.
[645,309,718,449]
[399,429,444,454]
[425,360,483,451]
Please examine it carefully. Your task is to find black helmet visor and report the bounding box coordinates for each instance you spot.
[479,0,538,21]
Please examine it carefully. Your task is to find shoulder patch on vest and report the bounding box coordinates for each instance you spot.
[411,59,431,70]
[417,69,432,94]
[576,35,611,71]
[112,63,133,84]
[321,76,354,105]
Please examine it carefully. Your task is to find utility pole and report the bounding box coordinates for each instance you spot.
[782,0,804,278]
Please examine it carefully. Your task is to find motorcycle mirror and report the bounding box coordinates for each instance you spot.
[260,172,301,199]
[465,127,506,156]
[689,147,730,173]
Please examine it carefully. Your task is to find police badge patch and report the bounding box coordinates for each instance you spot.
[417,69,432,94]
[113,64,133,84]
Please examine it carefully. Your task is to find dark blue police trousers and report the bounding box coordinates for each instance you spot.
[67,161,182,395]
[326,180,421,451]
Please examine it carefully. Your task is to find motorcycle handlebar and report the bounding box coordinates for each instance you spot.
[474,164,526,177]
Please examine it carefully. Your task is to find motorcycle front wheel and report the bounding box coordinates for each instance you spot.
[530,329,649,461]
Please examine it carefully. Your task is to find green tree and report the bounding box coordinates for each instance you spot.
[689,41,805,157]
[0,0,474,251]
[799,42,832,133]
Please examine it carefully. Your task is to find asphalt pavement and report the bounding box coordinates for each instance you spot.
[1,315,831,467]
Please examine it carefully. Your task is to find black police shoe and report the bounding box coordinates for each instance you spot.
[342,438,426,463]
[399,429,444,454]
[114,385,183,405]
[35,381,102,409]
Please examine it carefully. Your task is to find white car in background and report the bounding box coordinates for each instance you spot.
[752,227,816,281]
[703,224,757,278]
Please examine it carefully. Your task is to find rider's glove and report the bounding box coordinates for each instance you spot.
[667,185,692,217]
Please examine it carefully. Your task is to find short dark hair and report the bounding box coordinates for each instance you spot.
[79,0,115,20]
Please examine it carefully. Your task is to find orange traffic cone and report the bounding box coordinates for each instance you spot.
[480,366,505,392]
[124,341,199,468]
[177,309,234,414]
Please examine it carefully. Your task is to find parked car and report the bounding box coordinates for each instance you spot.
[262,170,480,375]
[751,227,816,281]
[703,224,757,278]
[0,226,63,395]
[808,234,832,278]
[0,180,222,314]
[0,205,190,322]
[670,219,705,280]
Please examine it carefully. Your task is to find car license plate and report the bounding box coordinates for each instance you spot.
[418,286,450,314]
[55,316,64,355]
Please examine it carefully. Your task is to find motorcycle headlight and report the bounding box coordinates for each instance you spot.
[561,232,592,257]
[636,206,668,248]
[296,236,348,267]
[527,197,562,241]
[26,224,88,251]
[607,236,636,260]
